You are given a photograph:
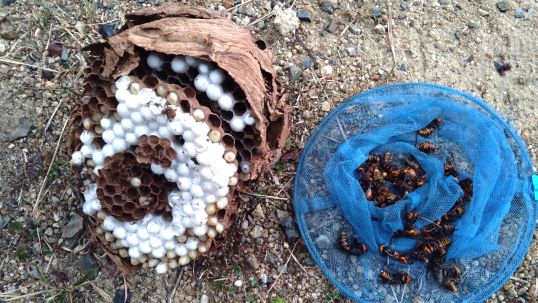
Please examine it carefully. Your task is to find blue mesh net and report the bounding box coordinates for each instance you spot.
[294,83,537,303]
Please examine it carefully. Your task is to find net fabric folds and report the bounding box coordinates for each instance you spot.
[293,83,536,303]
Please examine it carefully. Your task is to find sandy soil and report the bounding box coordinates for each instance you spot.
[0,0,536,302]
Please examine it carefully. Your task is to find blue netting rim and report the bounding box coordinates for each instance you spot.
[293,82,537,303]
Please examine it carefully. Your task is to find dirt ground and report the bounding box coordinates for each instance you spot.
[0,0,536,302]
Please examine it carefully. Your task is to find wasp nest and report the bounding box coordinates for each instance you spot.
[68,4,289,274]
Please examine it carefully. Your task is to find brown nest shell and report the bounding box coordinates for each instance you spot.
[135,135,177,168]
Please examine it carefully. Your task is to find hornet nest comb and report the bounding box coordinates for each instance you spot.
[67,3,290,275]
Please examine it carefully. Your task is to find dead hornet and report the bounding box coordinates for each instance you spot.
[417,118,443,137]
[337,231,368,256]
[458,179,473,201]
[422,223,455,239]
[368,153,381,163]
[410,250,430,263]
[382,152,393,167]
[393,227,421,238]
[404,209,420,226]
[365,185,373,200]
[437,266,461,293]
[441,200,465,222]
[443,160,458,179]
[418,142,436,154]
[380,270,413,285]
[379,245,410,264]
[416,237,451,255]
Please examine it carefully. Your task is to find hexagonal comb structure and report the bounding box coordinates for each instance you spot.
[135,135,176,168]
[68,4,290,275]
[97,153,172,221]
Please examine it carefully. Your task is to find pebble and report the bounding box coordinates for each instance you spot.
[494,59,511,75]
[515,8,525,18]
[0,31,19,40]
[399,63,407,72]
[99,23,117,38]
[0,215,10,229]
[302,56,314,69]
[400,2,409,10]
[244,6,256,17]
[61,214,84,239]
[249,225,264,238]
[45,227,53,236]
[372,7,382,18]
[2,0,15,5]
[234,280,243,287]
[289,65,302,81]
[320,65,333,76]
[454,30,462,40]
[496,1,510,13]
[247,255,259,269]
[200,294,209,303]
[324,19,339,34]
[252,204,265,219]
[296,9,312,22]
[60,49,69,63]
[79,254,99,270]
[320,1,336,14]
[113,288,132,303]
[439,0,450,5]
[349,24,361,34]
[280,217,300,243]
[8,119,33,141]
[468,21,481,29]
[321,101,331,112]
[346,47,357,57]
[374,24,386,34]
[42,69,55,80]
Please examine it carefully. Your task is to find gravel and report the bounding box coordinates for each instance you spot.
[0,0,536,302]
[7,119,33,141]
[496,1,511,13]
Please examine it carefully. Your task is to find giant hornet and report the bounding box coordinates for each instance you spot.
[337,231,368,256]
[434,265,461,293]
[379,270,413,285]
[422,222,455,239]
[441,200,465,222]
[459,179,473,201]
[404,209,420,226]
[393,227,421,238]
[416,237,451,255]
[443,160,458,179]
[379,245,410,264]
[417,118,443,137]
[418,142,436,154]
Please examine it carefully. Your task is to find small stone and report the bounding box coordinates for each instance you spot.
[273,7,300,36]
[320,65,333,76]
[321,1,335,14]
[289,65,302,81]
[324,19,338,33]
[349,24,361,34]
[296,9,312,22]
[60,49,68,63]
[346,47,357,57]
[468,21,481,29]
[99,23,117,38]
[515,8,525,18]
[399,63,407,72]
[8,119,33,141]
[0,31,19,40]
[113,288,132,303]
[439,0,449,5]
[249,225,264,238]
[42,69,55,80]
[372,7,382,18]
[400,2,409,10]
[2,0,15,5]
[244,6,256,17]
[234,280,243,287]
[494,59,511,75]
[302,56,314,69]
[454,30,462,40]
[252,204,265,219]
[61,214,84,239]
[200,294,209,303]
[0,215,10,229]
[496,1,510,13]
[45,227,53,236]
[374,24,386,34]
[321,101,331,112]
[280,217,299,243]
[79,254,99,270]
[247,255,259,269]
